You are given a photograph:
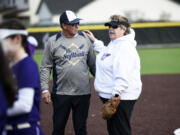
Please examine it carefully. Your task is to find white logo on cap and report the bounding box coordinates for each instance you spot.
[66,10,77,22]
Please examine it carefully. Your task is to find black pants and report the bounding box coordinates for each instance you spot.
[51,94,91,135]
[100,97,136,135]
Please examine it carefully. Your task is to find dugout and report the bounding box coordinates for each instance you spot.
[27,22,180,49]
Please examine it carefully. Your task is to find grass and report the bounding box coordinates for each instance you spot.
[34,53,42,67]
[34,47,180,75]
[138,47,180,74]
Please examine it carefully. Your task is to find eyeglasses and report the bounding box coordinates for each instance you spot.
[108,25,119,29]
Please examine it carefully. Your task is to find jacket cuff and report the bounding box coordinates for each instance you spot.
[42,90,49,93]
[112,89,122,97]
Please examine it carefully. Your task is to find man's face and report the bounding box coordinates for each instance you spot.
[62,23,79,37]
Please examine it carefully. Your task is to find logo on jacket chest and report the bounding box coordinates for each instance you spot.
[101,53,111,60]
[59,43,86,66]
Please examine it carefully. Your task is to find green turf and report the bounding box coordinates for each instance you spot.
[34,47,180,75]
[138,47,180,74]
[34,53,42,67]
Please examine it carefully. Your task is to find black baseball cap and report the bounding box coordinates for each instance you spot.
[60,10,81,25]
[104,18,130,28]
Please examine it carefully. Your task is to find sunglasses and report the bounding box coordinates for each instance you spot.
[108,25,119,29]
[68,22,80,26]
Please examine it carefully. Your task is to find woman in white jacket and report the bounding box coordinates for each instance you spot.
[85,15,142,135]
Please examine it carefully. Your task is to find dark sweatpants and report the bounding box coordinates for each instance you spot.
[51,94,90,135]
[101,97,136,135]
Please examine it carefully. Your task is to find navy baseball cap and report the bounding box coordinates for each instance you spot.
[60,10,81,25]
[104,18,130,28]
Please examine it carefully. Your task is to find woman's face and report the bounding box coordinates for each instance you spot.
[1,35,21,57]
[108,26,126,41]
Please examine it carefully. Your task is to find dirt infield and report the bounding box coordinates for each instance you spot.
[40,74,180,135]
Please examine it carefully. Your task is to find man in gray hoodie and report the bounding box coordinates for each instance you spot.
[40,10,96,135]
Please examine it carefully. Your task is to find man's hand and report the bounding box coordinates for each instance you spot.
[42,91,51,104]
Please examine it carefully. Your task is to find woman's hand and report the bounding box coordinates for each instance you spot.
[84,30,96,43]
[111,95,120,107]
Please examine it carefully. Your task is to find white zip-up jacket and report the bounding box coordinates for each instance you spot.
[93,29,142,100]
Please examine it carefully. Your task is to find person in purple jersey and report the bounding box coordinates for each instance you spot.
[0,44,17,135]
[0,20,44,135]
[0,84,7,135]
